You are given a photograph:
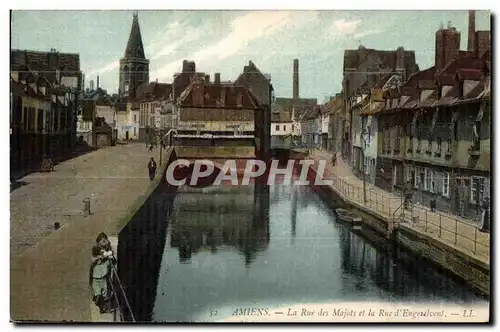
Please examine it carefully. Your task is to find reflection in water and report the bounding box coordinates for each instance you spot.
[169,182,270,267]
[149,182,486,322]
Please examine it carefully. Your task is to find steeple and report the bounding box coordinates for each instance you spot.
[124,11,145,59]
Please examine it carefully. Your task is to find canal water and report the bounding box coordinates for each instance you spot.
[148,181,487,322]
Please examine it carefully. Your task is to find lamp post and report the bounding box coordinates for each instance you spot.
[361,128,368,203]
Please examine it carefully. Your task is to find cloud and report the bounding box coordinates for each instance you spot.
[354,28,385,39]
[330,19,362,35]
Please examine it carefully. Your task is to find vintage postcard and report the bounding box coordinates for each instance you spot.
[9,8,491,323]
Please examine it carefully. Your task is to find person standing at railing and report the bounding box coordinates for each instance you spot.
[479,197,490,233]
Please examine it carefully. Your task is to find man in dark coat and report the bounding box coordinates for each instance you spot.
[148,157,157,181]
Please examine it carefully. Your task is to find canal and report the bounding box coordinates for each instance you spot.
[139,180,487,322]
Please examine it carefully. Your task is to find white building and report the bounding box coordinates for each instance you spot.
[270,104,292,149]
[320,105,330,150]
[116,102,139,140]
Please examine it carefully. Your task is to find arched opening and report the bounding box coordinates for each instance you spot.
[123,65,130,81]
[137,65,144,82]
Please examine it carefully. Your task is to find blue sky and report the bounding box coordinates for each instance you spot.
[11,10,490,101]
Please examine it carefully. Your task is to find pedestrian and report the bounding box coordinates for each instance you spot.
[148,144,154,152]
[331,153,337,166]
[403,180,413,210]
[148,157,157,181]
[479,197,490,233]
[89,232,117,314]
[430,193,437,212]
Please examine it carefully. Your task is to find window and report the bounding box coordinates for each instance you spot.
[134,114,137,123]
[393,165,397,187]
[470,177,485,204]
[292,124,295,131]
[407,165,413,182]
[423,168,429,191]
[284,125,286,131]
[275,125,279,131]
[430,170,435,193]
[443,172,450,197]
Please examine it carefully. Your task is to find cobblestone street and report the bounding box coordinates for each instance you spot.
[309,150,490,264]
[10,143,162,257]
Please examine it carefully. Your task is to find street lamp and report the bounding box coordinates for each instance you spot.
[361,128,368,204]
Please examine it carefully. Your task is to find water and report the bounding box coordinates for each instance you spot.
[149,182,487,322]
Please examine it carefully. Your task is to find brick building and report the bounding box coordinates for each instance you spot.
[367,11,491,220]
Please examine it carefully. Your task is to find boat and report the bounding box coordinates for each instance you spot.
[335,208,363,225]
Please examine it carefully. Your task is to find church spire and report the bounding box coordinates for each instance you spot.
[124,11,145,59]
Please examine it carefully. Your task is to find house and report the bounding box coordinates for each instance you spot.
[93,117,114,147]
[116,101,139,141]
[300,106,321,148]
[270,103,292,149]
[176,75,263,143]
[10,49,82,167]
[136,81,172,141]
[320,105,330,150]
[342,45,419,162]
[10,63,78,172]
[76,99,95,146]
[83,87,117,141]
[326,93,344,155]
[235,60,274,159]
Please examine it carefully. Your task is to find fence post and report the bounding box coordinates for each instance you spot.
[439,214,442,237]
[425,209,428,232]
[454,217,458,244]
[474,228,477,255]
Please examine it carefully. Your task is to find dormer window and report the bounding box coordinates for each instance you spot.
[236,94,243,108]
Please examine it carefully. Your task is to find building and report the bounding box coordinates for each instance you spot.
[118,12,149,101]
[235,60,274,159]
[342,45,419,162]
[326,93,344,155]
[83,86,117,141]
[370,11,491,220]
[270,103,292,149]
[116,101,139,141]
[300,106,321,148]
[136,81,173,141]
[76,99,95,146]
[10,49,82,167]
[319,104,330,150]
[175,74,263,147]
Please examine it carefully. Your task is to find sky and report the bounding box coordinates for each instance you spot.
[11,10,490,102]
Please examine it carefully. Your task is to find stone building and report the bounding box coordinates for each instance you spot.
[118,12,149,101]
[270,104,292,149]
[326,93,344,155]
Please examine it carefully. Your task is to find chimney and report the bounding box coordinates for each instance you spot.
[205,74,210,83]
[156,78,158,83]
[90,80,94,91]
[97,75,100,89]
[293,59,299,100]
[396,46,405,71]
[435,26,461,70]
[214,73,221,85]
[182,60,189,73]
[468,10,476,53]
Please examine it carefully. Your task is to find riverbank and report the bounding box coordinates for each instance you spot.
[304,150,490,296]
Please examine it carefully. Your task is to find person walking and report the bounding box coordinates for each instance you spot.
[403,180,413,210]
[148,157,157,181]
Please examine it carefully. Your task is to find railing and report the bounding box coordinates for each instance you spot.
[107,263,136,322]
[308,153,490,262]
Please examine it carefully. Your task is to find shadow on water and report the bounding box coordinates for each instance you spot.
[128,176,487,322]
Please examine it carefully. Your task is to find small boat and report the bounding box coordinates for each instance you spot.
[335,208,363,225]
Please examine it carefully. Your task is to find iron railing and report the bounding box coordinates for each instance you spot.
[308,153,490,261]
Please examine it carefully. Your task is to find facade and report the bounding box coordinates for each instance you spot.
[76,99,96,146]
[326,94,344,154]
[10,49,82,171]
[270,104,292,149]
[136,81,172,141]
[235,61,274,159]
[320,105,330,150]
[118,13,149,101]
[176,75,263,145]
[300,106,321,148]
[116,101,139,141]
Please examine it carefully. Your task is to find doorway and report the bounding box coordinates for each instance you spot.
[126,131,129,140]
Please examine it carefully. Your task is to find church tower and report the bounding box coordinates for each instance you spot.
[119,12,149,100]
